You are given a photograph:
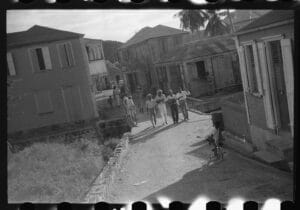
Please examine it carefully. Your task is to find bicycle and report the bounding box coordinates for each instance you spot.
[206,135,225,161]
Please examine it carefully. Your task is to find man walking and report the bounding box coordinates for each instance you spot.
[176,87,190,121]
[166,89,179,124]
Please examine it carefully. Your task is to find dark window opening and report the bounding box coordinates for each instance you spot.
[36,48,46,70]
[196,61,207,79]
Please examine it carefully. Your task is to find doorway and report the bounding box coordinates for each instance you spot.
[266,40,290,131]
[127,72,138,93]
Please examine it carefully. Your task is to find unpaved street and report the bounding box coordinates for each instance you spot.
[108,112,293,203]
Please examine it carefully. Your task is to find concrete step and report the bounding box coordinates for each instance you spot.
[265,138,293,160]
[253,150,290,172]
[253,150,283,163]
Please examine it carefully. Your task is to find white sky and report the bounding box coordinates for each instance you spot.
[7,10,184,43]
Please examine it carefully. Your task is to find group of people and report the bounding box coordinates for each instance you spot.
[109,84,191,129]
[145,88,190,128]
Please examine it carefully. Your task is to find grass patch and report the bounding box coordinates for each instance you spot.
[8,137,120,203]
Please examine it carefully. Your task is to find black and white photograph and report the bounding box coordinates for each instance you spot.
[7,9,294,205]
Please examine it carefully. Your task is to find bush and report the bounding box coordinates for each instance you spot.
[8,139,105,203]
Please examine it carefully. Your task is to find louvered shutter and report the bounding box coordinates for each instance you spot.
[59,44,68,67]
[257,42,276,130]
[252,42,263,95]
[42,47,52,69]
[280,39,294,136]
[7,53,16,76]
[30,49,40,72]
[237,46,249,92]
[66,43,74,66]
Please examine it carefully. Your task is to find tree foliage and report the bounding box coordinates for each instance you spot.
[175,10,232,37]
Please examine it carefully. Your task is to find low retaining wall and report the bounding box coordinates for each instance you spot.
[83,132,130,203]
[187,97,220,113]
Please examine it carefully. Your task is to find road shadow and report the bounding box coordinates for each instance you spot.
[130,122,183,145]
[143,152,293,203]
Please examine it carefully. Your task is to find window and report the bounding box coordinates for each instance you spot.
[58,43,75,67]
[86,45,103,61]
[244,45,258,93]
[196,61,207,79]
[7,52,16,76]
[30,47,52,71]
[34,91,54,114]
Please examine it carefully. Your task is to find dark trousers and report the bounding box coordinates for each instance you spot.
[170,104,179,123]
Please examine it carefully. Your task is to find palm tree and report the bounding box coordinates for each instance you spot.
[174,10,209,33]
[175,10,234,36]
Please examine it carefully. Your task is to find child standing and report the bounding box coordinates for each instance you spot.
[146,94,157,128]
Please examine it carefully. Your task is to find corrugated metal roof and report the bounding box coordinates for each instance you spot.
[7,25,84,48]
[121,25,188,49]
[237,10,294,33]
[156,35,236,65]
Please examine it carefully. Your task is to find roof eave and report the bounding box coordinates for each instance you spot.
[234,19,294,36]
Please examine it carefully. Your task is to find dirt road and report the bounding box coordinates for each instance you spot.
[108,112,293,203]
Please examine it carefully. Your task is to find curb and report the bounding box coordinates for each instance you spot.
[83,132,130,203]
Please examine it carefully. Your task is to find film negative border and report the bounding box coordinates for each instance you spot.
[5,200,296,210]
[4,0,300,10]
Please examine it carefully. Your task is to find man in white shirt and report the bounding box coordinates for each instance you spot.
[176,88,190,120]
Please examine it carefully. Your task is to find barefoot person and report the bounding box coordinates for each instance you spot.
[146,93,157,128]
[176,87,190,121]
[155,89,168,125]
[166,89,179,124]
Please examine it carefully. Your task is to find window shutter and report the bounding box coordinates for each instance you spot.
[30,49,39,72]
[7,53,16,76]
[66,43,74,66]
[59,44,68,67]
[42,47,52,69]
[257,42,276,130]
[252,42,263,95]
[280,38,294,136]
[237,46,249,92]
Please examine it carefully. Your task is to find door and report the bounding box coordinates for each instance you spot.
[62,86,83,122]
[169,64,183,92]
[127,73,137,93]
[266,40,290,131]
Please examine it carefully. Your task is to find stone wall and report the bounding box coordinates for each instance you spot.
[83,133,130,203]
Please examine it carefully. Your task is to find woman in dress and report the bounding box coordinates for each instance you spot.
[155,89,168,125]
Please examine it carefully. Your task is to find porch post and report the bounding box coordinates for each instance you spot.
[166,65,172,90]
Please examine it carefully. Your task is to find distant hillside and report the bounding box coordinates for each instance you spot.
[103,40,123,63]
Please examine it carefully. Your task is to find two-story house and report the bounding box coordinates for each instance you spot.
[84,38,110,92]
[118,25,188,93]
[7,25,98,134]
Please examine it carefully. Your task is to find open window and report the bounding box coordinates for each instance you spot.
[30,46,52,72]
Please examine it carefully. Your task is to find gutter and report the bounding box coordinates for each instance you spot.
[234,19,294,36]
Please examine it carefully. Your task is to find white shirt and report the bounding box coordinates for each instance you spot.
[176,90,190,101]
[146,99,156,109]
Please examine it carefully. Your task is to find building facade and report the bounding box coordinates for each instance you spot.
[235,10,294,151]
[155,35,242,97]
[118,25,188,93]
[7,25,98,133]
[84,38,110,92]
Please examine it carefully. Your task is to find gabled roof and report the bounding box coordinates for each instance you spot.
[7,25,84,48]
[237,10,294,34]
[121,24,188,49]
[156,35,236,65]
